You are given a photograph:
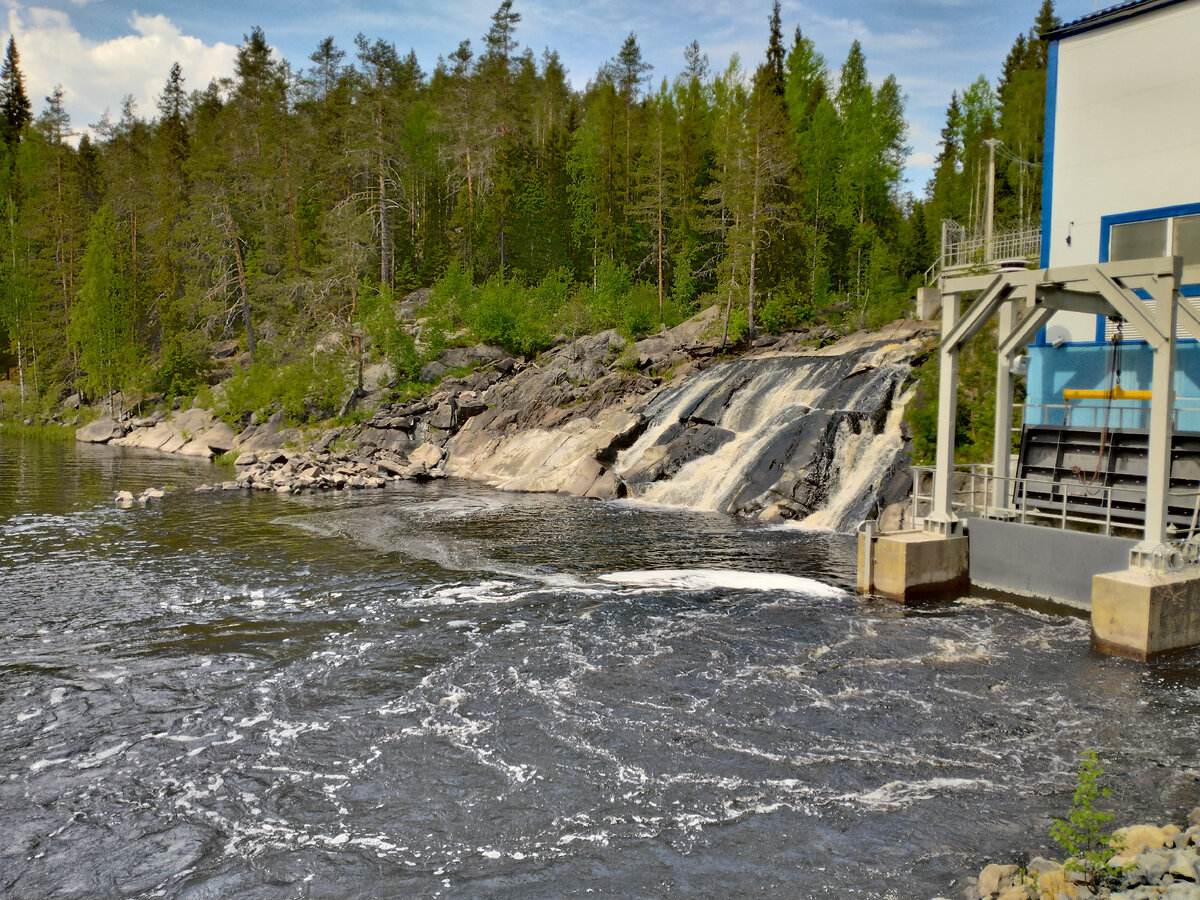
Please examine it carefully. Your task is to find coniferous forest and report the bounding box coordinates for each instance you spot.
[0,0,1060,426]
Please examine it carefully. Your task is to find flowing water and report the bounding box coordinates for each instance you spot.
[612,353,911,530]
[3,434,1200,900]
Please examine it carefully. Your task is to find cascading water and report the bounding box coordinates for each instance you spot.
[614,344,915,532]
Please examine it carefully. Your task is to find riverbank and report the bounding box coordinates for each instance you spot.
[966,813,1200,899]
[64,311,936,533]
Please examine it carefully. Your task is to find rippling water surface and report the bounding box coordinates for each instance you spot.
[3,435,1199,899]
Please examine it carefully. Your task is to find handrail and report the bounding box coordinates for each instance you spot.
[1015,401,1200,431]
[909,463,1200,542]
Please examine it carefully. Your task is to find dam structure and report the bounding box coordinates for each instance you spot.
[859,0,1200,659]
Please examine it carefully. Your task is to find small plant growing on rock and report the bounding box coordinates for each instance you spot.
[1049,749,1127,888]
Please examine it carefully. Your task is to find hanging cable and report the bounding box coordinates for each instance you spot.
[1072,320,1123,487]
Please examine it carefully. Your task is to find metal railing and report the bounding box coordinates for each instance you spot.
[925,220,1042,285]
[909,464,1200,542]
[1016,400,1200,432]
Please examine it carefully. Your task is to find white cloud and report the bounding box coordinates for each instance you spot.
[5,4,237,134]
[906,150,935,169]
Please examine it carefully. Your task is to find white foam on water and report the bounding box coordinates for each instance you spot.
[599,568,843,598]
[839,776,994,810]
[28,756,69,773]
[74,740,130,769]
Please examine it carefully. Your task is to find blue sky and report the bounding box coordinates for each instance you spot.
[2,0,1101,192]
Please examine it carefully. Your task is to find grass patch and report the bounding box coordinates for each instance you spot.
[0,420,76,440]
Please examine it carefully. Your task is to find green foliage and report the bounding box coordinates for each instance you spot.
[217,347,351,426]
[905,351,939,466]
[421,259,678,358]
[359,286,420,383]
[155,333,211,400]
[0,419,74,439]
[1049,750,1128,889]
[71,205,142,405]
[724,306,750,346]
[757,282,815,334]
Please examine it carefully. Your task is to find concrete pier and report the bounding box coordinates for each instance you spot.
[1092,568,1200,660]
[857,523,1200,659]
[857,529,968,603]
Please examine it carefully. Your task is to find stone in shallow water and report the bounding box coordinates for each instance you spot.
[77,417,124,443]
[1170,848,1199,881]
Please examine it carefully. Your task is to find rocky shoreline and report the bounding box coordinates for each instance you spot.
[74,310,935,530]
[963,815,1200,900]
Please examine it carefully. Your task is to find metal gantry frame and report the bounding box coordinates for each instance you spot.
[925,256,1200,566]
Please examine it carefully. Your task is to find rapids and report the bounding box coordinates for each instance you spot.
[2,435,1199,899]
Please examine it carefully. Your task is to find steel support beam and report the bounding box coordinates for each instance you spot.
[991,297,1017,512]
[926,292,961,535]
[1131,260,1181,554]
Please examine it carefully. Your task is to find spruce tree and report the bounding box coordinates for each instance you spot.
[763,1,787,99]
[0,37,31,148]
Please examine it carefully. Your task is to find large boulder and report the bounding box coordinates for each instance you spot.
[77,417,125,443]
[113,421,178,451]
[438,344,514,371]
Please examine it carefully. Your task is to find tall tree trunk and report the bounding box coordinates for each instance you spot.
[223,203,256,361]
[9,194,25,402]
[282,133,302,272]
[720,268,736,349]
[377,103,391,289]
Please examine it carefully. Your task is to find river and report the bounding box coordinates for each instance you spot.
[2,434,1198,899]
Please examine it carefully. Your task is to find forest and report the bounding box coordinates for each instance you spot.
[0,0,1060,428]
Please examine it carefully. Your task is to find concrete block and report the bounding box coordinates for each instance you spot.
[858,529,968,603]
[916,286,942,321]
[1092,568,1200,660]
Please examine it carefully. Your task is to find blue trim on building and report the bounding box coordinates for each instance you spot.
[1100,201,1200,237]
[1040,41,1058,272]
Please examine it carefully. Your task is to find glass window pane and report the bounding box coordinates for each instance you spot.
[1110,218,1167,261]
[1172,214,1200,267]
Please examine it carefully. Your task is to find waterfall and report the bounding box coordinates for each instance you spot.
[615,347,915,532]
[441,322,928,534]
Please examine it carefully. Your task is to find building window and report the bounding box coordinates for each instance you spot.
[1109,213,1200,266]
[1172,214,1200,267]
[1110,217,1167,261]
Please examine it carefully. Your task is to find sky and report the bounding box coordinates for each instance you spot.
[1,0,1103,193]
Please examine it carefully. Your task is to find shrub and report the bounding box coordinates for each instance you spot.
[156,333,211,400]
[217,346,351,426]
[1049,749,1128,889]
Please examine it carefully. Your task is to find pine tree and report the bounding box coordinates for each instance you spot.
[631,80,679,323]
[609,33,652,209]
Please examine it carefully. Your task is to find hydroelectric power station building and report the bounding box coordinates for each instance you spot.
[859,0,1200,659]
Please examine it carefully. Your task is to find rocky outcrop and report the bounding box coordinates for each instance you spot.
[82,405,301,460]
[75,309,936,531]
[968,813,1200,900]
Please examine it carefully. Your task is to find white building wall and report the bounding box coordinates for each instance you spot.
[1046,1,1200,342]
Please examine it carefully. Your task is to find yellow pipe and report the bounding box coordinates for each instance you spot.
[1063,385,1152,401]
